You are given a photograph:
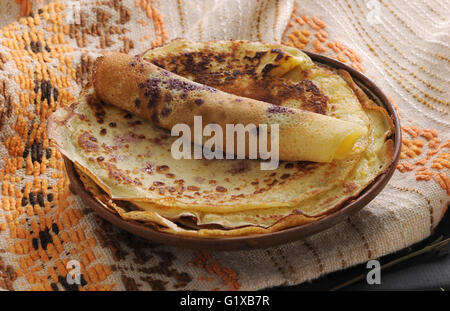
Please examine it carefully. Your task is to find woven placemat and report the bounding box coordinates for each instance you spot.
[0,0,448,291]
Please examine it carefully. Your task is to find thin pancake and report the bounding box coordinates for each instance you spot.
[48,40,394,236]
[49,87,361,213]
[74,163,323,237]
[93,52,366,162]
[72,66,393,233]
[143,40,322,113]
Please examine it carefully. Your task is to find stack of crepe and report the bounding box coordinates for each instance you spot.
[48,40,394,237]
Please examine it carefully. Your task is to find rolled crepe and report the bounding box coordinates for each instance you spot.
[93,52,367,162]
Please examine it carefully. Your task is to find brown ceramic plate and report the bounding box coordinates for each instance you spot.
[64,51,401,251]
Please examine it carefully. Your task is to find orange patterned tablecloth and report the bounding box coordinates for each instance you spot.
[0,0,448,291]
